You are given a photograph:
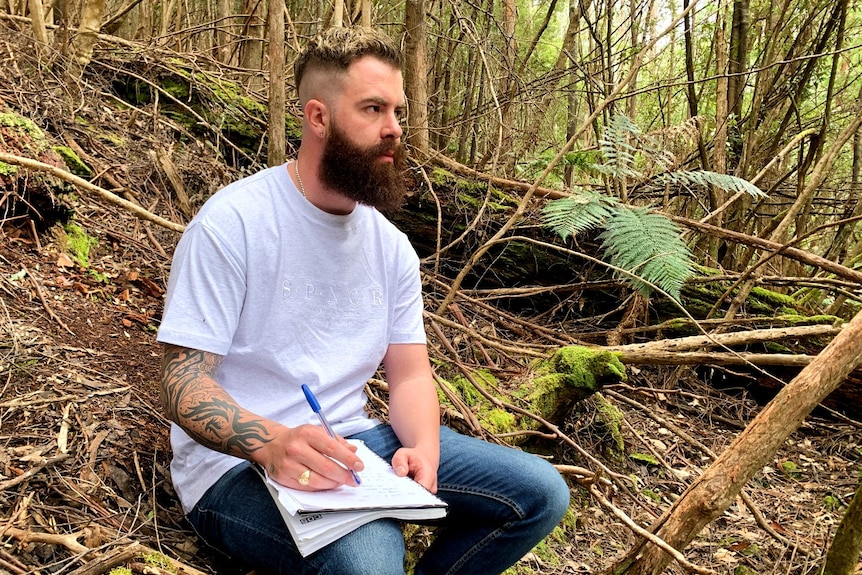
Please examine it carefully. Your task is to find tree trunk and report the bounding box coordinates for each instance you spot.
[727,0,748,123]
[359,0,370,27]
[28,0,49,44]
[266,0,284,167]
[238,0,264,88]
[404,0,429,155]
[332,0,343,27]
[604,307,862,575]
[823,478,862,575]
[215,0,231,64]
[69,0,105,76]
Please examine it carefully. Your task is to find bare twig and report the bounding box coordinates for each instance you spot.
[0,153,185,233]
[0,454,69,491]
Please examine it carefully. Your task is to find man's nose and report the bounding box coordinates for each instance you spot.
[382,112,403,140]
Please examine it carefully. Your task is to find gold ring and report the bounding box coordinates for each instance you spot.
[298,469,311,486]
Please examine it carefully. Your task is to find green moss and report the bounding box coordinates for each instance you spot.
[430,167,518,212]
[763,341,791,353]
[640,488,662,502]
[161,77,190,99]
[143,551,177,573]
[431,167,456,187]
[520,347,626,429]
[485,408,516,434]
[444,370,523,434]
[823,494,841,511]
[448,373,484,406]
[52,146,92,177]
[750,286,796,308]
[62,222,98,267]
[629,452,659,466]
[0,112,45,140]
[594,393,625,454]
[780,460,802,480]
[98,132,127,148]
[108,568,133,575]
[285,115,302,141]
[774,313,842,326]
[0,161,16,176]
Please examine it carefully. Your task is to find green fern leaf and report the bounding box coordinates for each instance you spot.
[654,170,765,198]
[596,115,643,178]
[597,207,693,300]
[542,189,618,240]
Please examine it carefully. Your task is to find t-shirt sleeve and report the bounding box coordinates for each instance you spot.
[157,220,247,355]
[389,237,426,345]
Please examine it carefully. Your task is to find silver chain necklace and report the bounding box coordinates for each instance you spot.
[293,161,306,197]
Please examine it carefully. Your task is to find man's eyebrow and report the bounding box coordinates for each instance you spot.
[360,96,406,108]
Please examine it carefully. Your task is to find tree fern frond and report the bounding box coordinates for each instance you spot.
[596,114,643,178]
[542,189,618,240]
[597,207,694,300]
[654,170,766,198]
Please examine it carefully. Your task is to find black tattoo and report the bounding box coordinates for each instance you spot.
[160,344,272,458]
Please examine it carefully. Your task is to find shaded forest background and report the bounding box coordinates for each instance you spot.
[2,0,862,574]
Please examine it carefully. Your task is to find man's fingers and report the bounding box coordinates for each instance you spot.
[301,432,363,486]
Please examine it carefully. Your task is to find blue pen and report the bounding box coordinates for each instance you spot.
[301,384,362,485]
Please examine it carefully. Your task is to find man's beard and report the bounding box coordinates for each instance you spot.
[319,122,408,213]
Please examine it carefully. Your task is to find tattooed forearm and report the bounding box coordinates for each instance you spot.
[160,344,273,459]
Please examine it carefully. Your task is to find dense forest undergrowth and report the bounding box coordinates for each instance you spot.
[2,21,862,575]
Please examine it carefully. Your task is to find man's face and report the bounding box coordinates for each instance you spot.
[318,56,408,212]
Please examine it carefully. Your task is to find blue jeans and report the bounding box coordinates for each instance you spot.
[187,425,570,575]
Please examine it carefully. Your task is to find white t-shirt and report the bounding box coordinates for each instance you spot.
[157,164,427,513]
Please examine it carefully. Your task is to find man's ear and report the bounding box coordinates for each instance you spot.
[304,98,328,137]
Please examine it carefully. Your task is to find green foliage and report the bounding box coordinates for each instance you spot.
[592,114,673,178]
[598,207,693,300]
[542,114,766,302]
[543,196,692,300]
[52,146,92,177]
[823,494,841,511]
[780,460,802,480]
[62,222,98,267]
[651,170,765,198]
[542,189,616,239]
[143,551,177,573]
[629,453,660,466]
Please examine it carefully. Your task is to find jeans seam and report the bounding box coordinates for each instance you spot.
[437,484,527,520]
[435,485,526,575]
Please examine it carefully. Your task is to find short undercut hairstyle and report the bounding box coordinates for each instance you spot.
[294,27,403,96]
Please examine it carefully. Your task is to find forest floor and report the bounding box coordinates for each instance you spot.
[3,219,861,575]
[2,20,862,575]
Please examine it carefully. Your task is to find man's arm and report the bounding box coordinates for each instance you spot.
[159,343,363,489]
[160,344,272,457]
[383,343,441,493]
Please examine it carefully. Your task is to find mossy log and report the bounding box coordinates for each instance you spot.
[443,346,627,438]
[526,346,627,424]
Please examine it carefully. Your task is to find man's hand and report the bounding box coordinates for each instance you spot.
[256,424,364,491]
[391,446,439,493]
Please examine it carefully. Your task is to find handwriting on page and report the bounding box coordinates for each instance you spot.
[267,440,444,514]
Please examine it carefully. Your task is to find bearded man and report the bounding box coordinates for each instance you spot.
[157,26,570,575]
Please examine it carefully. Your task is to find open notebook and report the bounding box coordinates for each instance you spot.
[255,440,447,556]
